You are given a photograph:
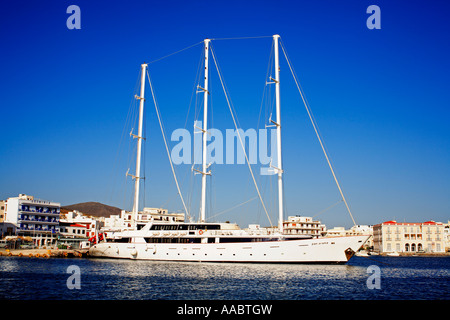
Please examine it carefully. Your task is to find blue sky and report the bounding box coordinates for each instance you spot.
[1,0,449,229]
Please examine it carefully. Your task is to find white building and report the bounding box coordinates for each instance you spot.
[0,200,5,223]
[59,210,103,247]
[444,221,450,252]
[325,225,373,249]
[348,225,373,236]
[373,220,445,254]
[326,227,347,237]
[282,216,326,238]
[3,194,60,247]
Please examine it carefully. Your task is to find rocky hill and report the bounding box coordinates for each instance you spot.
[61,202,122,218]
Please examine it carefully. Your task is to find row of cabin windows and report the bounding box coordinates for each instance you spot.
[149,224,221,231]
[113,237,304,244]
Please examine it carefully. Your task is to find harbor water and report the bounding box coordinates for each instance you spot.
[0,255,448,300]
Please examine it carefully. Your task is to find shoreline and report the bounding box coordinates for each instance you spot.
[0,248,89,258]
[1,248,448,259]
[379,253,450,257]
[360,251,450,257]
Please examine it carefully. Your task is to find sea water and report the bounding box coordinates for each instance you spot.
[0,255,448,300]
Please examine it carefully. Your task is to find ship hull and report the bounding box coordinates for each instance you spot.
[89,235,368,264]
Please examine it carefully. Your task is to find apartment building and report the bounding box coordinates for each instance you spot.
[325,225,373,248]
[0,200,5,223]
[373,220,445,254]
[3,194,60,247]
[59,210,103,247]
[282,216,326,238]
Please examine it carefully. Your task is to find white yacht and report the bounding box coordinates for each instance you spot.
[89,35,369,263]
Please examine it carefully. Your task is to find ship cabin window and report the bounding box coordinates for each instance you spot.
[136,224,146,230]
[144,238,202,243]
[220,237,257,243]
[150,224,221,231]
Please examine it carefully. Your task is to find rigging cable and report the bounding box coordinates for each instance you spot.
[146,70,191,221]
[209,43,273,227]
[148,41,204,65]
[107,71,141,209]
[207,196,258,221]
[312,199,344,219]
[210,35,273,41]
[279,39,357,226]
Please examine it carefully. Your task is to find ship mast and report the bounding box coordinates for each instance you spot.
[199,39,210,223]
[129,63,147,228]
[273,35,284,233]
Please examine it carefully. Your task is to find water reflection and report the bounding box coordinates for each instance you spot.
[1,256,449,300]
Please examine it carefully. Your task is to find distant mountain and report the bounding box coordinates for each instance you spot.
[61,202,122,218]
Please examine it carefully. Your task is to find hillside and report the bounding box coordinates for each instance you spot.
[61,202,122,218]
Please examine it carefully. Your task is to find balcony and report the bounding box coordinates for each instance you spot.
[19,205,60,215]
[19,215,58,224]
[19,224,59,233]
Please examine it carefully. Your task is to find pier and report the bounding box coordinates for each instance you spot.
[0,248,89,258]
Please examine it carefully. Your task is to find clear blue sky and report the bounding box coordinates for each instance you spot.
[1,0,449,229]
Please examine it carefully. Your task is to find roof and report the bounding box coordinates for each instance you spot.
[70,223,88,228]
[375,220,442,227]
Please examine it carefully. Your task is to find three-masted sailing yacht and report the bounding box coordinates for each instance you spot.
[89,35,369,263]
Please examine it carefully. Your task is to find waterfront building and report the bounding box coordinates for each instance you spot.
[373,220,445,254]
[0,200,16,238]
[347,225,373,236]
[326,226,346,237]
[2,194,60,247]
[324,225,373,249]
[347,225,373,248]
[0,200,5,223]
[444,221,450,252]
[282,216,326,238]
[59,210,103,247]
[104,213,124,231]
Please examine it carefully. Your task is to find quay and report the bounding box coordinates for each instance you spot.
[0,248,89,258]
